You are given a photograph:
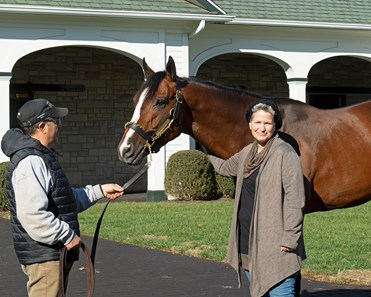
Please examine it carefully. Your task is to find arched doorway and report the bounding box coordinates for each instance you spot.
[196,53,289,97]
[307,56,371,108]
[194,53,288,152]
[10,46,146,190]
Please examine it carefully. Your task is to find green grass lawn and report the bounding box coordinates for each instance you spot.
[303,204,370,272]
[80,199,232,261]
[79,199,371,284]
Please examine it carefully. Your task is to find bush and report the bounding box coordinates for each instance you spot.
[0,162,9,211]
[215,173,235,198]
[164,150,219,201]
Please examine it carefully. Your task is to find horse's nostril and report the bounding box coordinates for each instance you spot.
[118,143,131,159]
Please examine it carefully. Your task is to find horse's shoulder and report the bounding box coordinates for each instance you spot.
[274,136,299,155]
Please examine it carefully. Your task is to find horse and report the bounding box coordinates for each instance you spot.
[118,56,371,213]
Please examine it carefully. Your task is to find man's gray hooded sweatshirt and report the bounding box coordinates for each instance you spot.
[1,128,103,265]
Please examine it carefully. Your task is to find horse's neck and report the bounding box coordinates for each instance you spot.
[182,84,255,158]
[181,83,312,159]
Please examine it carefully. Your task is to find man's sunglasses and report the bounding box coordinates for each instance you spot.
[43,117,62,127]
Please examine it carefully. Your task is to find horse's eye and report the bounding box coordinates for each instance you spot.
[155,98,168,107]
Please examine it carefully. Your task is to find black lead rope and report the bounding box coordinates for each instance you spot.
[90,164,149,266]
[58,243,94,297]
[58,164,149,297]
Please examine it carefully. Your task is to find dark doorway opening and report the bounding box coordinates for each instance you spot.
[309,94,346,109]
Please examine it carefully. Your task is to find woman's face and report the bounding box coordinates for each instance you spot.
[249,109,276,146]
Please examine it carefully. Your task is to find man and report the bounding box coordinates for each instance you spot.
[1,98,124,297]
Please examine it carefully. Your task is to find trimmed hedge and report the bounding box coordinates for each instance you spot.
[165,150,219,201]
[0,162,9,211]
[215,173,235,198]
[164,150,235,201]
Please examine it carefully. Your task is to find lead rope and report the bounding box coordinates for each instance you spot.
[90,161,150,265]
[58,243,94,297]
[58,161,151,297]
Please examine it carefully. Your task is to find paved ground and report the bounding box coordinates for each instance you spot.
[1,198,370,296]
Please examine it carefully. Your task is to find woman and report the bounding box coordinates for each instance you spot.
[209,99,306,297]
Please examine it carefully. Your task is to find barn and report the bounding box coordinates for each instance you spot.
[1,1,370,200]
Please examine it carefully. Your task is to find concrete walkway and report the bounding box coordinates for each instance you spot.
[1,216,370,296]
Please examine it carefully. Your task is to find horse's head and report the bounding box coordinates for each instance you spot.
[118,56,184,165]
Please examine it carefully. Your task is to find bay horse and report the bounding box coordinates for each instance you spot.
[118,56,371,213]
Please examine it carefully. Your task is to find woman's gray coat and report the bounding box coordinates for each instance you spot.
[209,135,306,297]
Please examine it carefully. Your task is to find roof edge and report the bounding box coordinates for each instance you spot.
[0,4,233,22]
[2,4,370,30]
[229,18,371,30]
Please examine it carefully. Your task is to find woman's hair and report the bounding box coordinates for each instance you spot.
[246,99,282,130]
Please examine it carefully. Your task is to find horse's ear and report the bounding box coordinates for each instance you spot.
[166,56,177,82]
[142,58,154,80]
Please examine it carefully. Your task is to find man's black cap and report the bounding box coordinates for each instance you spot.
[17,98,68,128]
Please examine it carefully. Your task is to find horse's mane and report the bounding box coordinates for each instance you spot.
[140,71,167,98]
[142,71,271,100]
[186,76,265,98]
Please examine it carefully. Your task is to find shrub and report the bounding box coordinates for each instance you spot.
[164,150,219,201]
[0,162,9,211]
[215,173,235,198]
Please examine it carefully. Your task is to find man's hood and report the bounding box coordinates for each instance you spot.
[1,128,43,157]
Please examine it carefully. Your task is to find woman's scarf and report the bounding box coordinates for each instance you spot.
[243,133,277,178]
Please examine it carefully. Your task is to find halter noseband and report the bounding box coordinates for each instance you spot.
[124,80,184,155]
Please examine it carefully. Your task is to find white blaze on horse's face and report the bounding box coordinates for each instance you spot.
[118,87,148,156]
[132,87,148,125]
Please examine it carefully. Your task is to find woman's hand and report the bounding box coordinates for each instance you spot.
[280,246,295,253]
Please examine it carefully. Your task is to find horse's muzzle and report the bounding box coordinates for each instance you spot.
[117,143,147,165]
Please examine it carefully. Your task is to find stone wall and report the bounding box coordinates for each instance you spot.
[308,56,371,105]
[197,53,289,98]
[11,46,146,191]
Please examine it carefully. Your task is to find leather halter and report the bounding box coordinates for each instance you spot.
[124,80,183,153]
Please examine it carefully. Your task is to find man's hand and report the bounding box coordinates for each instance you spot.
[101,184,124,200]
[66,234,81,251]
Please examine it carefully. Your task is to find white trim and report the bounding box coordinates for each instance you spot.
[0,75,11,162]
[0,5,233,22]
[2,4,371,31]
[228,18,371,30]
[189,20,206,39]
